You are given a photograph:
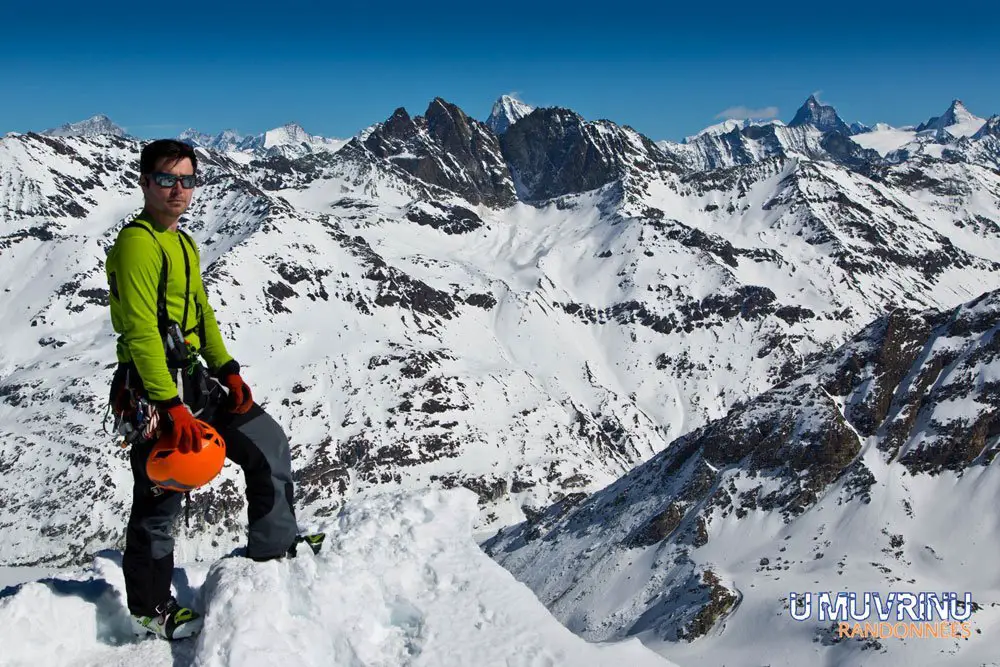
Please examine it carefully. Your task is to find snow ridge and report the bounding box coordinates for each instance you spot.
[0,490,675,667]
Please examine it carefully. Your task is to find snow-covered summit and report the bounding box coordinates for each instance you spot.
[263,122,314,149]
[486,95,535,135]
[917,99,986,137]
[41,114,128,138]
[0,489,676,667]
[261,122,349,158]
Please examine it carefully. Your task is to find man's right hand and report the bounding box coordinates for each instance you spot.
[160,400,203,453]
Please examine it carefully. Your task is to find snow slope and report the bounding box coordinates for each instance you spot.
[851,123,917,156]
[486,290,1000,666]
[0,489,675,667]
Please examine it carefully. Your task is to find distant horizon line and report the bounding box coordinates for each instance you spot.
[14,94,996,145]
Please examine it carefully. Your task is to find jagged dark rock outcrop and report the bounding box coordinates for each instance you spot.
[500,107,678,201]
[818,131,883,169]
[363,98,517,208]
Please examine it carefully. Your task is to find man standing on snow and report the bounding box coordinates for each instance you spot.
[105,139,299,640]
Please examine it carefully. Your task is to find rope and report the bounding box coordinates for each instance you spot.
[101,401,114,436]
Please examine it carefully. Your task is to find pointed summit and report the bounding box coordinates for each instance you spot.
[263,122,311,148]
[916,99,986,137]
[486,95,534,135]
[41,114,128,138]
[260,123,347,157]
[788,95,851,135]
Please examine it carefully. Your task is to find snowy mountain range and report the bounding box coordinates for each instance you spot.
[179,122,350,158]
[40,114,130,139]
[2,93,1000,665]
[683,117,787,143]
[660,97,997,174]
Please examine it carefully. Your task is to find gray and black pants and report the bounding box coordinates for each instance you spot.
[122,402,297,615]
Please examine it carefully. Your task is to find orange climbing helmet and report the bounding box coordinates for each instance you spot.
[146,420,226,492]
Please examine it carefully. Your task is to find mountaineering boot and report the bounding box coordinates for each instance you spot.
[293,532,326,556]
[249,532,327,562]
[131,597,203,640]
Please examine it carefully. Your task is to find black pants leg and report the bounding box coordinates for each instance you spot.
[212,403,297,560]
[123,402,297,613]
[123,438,183,616]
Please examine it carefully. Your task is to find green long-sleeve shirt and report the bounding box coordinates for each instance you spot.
[105,215,233,401]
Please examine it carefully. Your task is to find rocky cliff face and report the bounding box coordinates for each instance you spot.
[362,99,516,208]
[788,94,853,135]
[500,107,680,202]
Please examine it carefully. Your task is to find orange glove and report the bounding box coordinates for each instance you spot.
[222,373,253,414]
[161,401,203,453]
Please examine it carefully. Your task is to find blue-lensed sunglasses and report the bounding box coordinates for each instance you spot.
[149,172,197,188]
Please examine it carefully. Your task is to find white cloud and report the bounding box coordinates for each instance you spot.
[714,106,780,121]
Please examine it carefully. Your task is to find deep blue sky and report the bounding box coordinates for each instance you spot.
[2,1,997,142]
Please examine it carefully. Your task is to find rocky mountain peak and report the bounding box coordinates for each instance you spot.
[788,95,852,135]
[486,95,535,135]
[263,122,309,147]
[849,121,871,135]
[500,107,675,202]
[362,99,516,208]
[379,107,418,140]
[916,99,986,136]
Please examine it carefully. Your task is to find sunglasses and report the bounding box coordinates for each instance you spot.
[148,172,197,189]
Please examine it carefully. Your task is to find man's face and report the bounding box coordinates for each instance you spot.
[140,156,195,220]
